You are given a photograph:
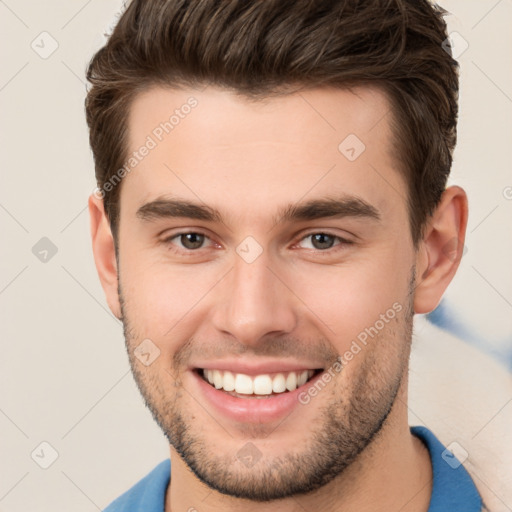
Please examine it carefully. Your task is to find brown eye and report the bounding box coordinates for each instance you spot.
[296,232,353,254]
[179,233,205,249]
[310,233,336,250]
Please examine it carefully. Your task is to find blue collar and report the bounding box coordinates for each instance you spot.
[410,425,483,511]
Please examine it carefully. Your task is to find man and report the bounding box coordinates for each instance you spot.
[86,0,487,510]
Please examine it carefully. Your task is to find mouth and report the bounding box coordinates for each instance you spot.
[196,368,323,398]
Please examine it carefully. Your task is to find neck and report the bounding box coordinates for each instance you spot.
[165,378,432,512]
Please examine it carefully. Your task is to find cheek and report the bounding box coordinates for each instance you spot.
[286,250,412,351]
[119,227,413,356]
[119,254,220,342]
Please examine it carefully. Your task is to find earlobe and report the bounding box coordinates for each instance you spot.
[413,186,468,314]
[88,193,122,320]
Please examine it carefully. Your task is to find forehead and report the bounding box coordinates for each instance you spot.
[128,84,393,152]
[122,84,406,224]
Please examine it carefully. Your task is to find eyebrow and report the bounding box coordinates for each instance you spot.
[135,195,381,225]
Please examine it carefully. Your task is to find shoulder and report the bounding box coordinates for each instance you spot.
[103,459,170,512]
[409,317,512,511]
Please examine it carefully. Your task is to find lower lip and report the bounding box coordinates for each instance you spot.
[191,370,323,423]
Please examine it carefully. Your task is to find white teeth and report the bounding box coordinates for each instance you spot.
[285,372,297,391]
[272,373,286,393]
[253,375,273,395]
[213,370,223,389]
[297,370,308,387]
[201,368,318,396]
[235,373,254,394]
[223,371,235,391]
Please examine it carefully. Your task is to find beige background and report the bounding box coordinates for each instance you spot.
[0,1,511,511]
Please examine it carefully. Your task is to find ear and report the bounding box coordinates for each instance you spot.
[414,186,468,314]
[88,192,122,320]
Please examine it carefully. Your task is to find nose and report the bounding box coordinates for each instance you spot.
[211,252,298,347]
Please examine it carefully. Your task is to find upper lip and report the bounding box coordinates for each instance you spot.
[191,359,324,376]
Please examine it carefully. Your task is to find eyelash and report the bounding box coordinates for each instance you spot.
[161,231,353,255]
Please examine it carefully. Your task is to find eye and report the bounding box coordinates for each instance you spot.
[297,232,350,251]
[164,232,212,251]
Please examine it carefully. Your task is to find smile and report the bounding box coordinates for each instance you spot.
[199,368,322,397]
[191,361,326,422]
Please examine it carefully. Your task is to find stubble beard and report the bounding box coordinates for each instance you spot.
[119,274,415,501]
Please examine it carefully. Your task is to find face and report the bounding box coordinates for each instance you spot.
[116,85,418,500]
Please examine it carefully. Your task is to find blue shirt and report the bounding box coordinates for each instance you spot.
[103,426,484,511]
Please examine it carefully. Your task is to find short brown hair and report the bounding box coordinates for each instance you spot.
[85,0,459,245]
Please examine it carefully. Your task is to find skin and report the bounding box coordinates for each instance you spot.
[89,85,468,511]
